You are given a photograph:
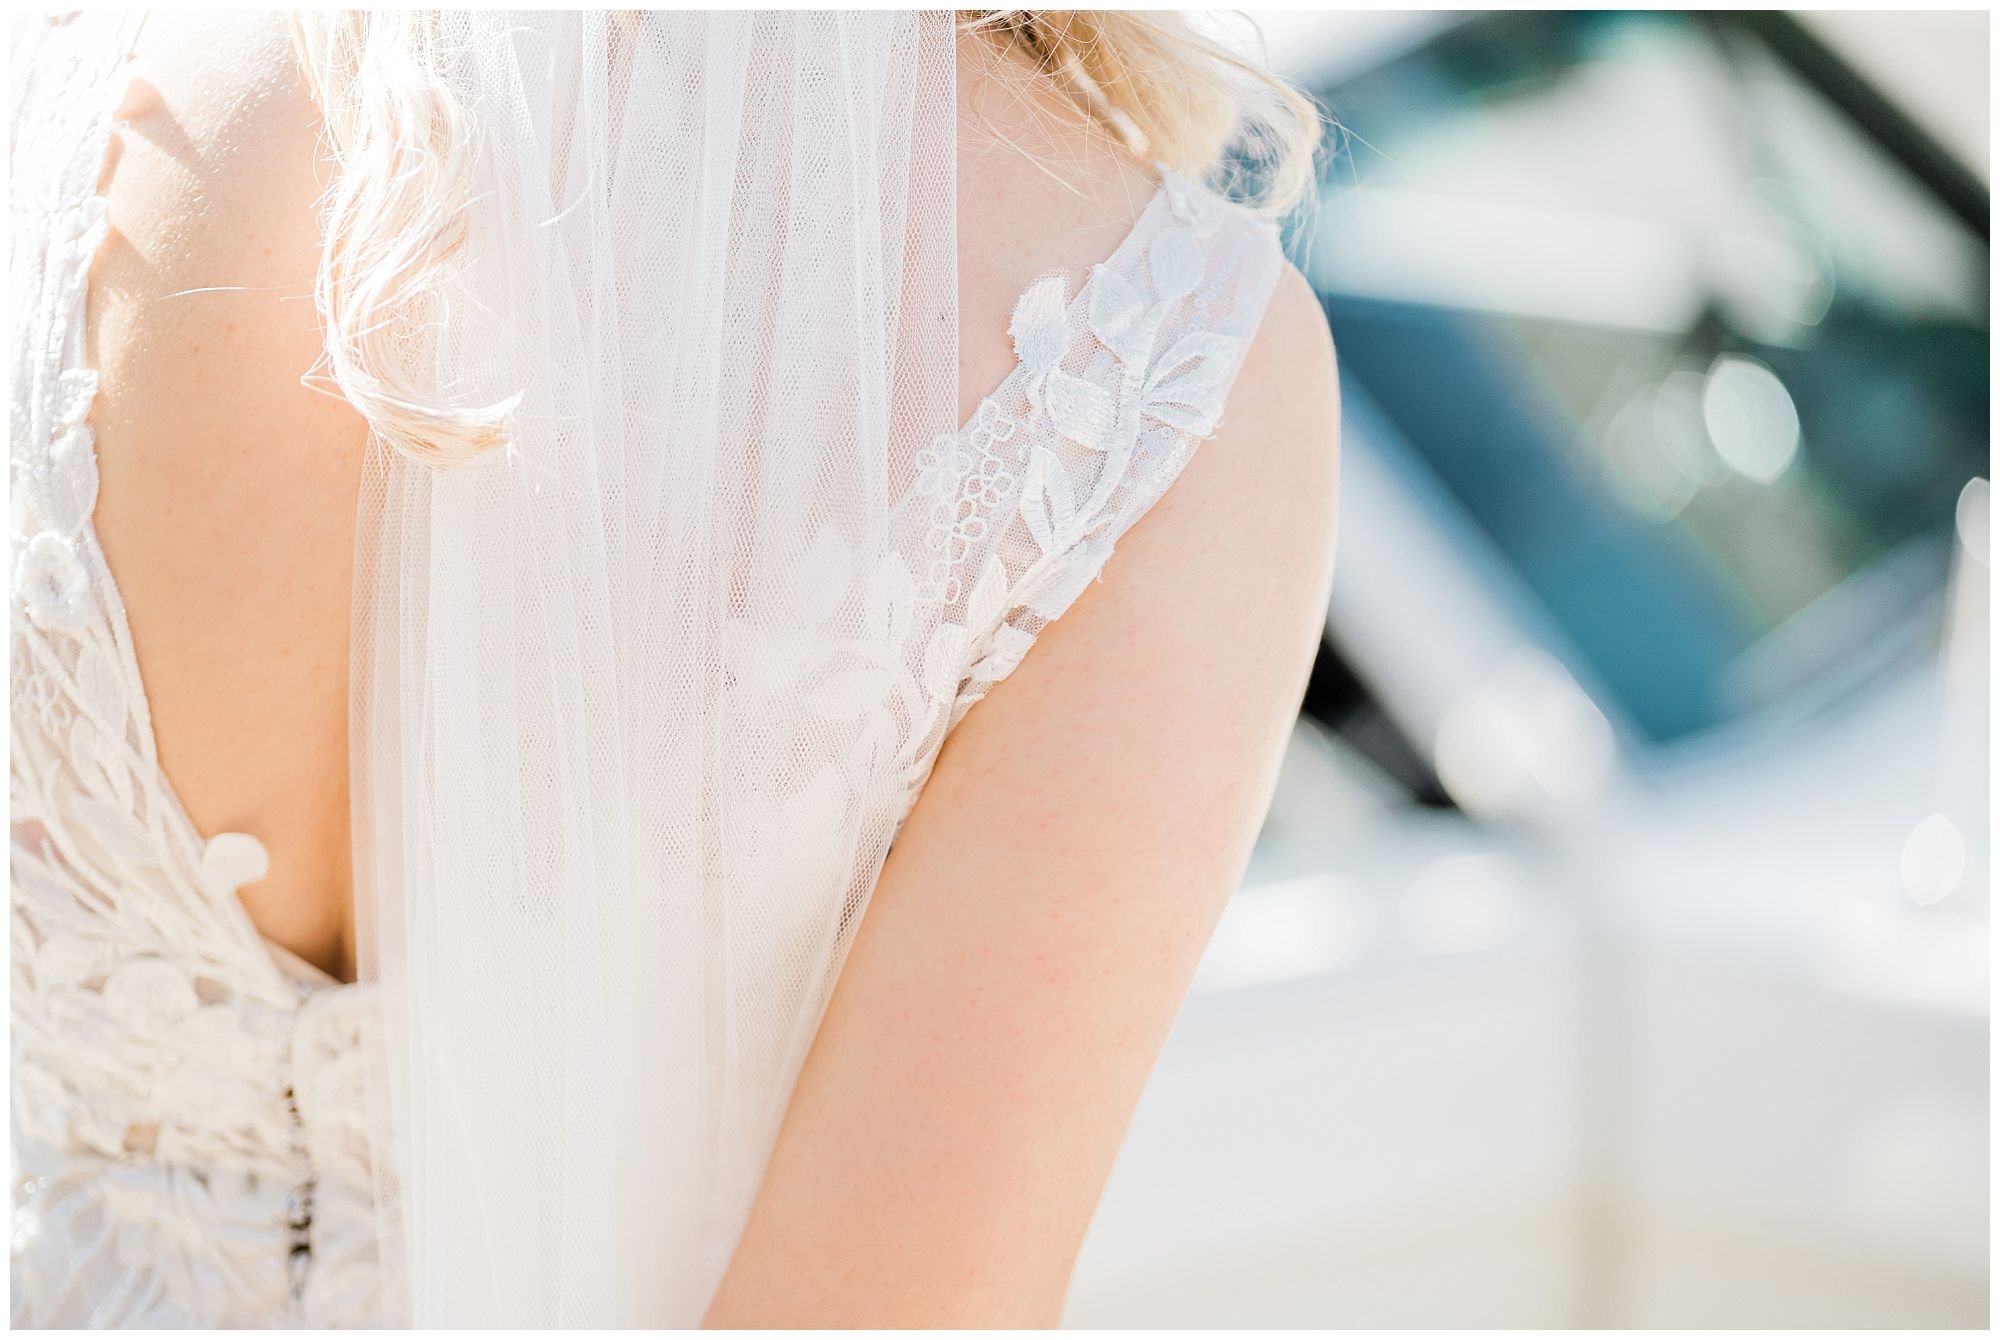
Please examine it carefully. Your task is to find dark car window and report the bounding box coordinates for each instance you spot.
[1302,11,1988,744]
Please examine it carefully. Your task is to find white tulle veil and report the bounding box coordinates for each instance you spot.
[344,12,961,1323]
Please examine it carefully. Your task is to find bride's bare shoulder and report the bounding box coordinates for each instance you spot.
[86,7,363,973]
[950,28,1332,442]
[89,6,362,648]
[952,27,1166,414]
[91,8,354,484]
[951,21,1338,553]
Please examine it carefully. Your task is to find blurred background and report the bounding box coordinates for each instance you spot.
[1064,10,1990,1328]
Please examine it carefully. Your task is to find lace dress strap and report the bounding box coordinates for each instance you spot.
[915,166,1288,738]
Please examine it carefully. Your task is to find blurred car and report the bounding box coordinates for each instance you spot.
[1066,11,1988,1328]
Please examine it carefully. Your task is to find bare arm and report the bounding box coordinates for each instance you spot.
[703,265,1341,1328]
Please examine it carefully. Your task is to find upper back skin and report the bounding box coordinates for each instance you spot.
[54,11,1257,983]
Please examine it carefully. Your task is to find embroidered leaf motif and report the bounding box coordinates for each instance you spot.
[9,395,32,453]
[34,935,110,991]
[54,368,98,428]
[66,717,115,813]
[102,959,200,1032]
[1148,226,1205,303]
[95,713,137,814]
[964,552,1010,638]
[74,641,122,718]
[1044,370,1117,451]
[1141,331,1244,437]
[1025,537,1114,621]
[15,532,88,630]
[968,623,1037,685]
[1087,264,1151,364]
[1162,169,1225,236]
[1019,447,1077,555]
[851,703,903,779]
[865,551,916,648]
[201,832,271,894]
[42,423,100,536]
[922,621,968,700]
[1008,273,1071,377]
[74,795,158,872]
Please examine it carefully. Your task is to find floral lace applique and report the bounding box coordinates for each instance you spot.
[912,164,1285,742]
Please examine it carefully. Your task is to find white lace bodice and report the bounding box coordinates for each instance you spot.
[10,13,1284,1328]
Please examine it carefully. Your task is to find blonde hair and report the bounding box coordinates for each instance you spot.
[291,11,514,464]
[290,11,1324,465]
[961,11,1323,219]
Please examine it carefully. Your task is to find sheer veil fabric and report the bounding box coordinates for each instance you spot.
[349,13,963,1323]
[345,11,1289,1326]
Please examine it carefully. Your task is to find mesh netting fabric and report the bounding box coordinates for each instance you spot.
[344,11,1283,1325]
[350,13,961,1323]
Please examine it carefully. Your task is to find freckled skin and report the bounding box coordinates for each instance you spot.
[84,11,366,982]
